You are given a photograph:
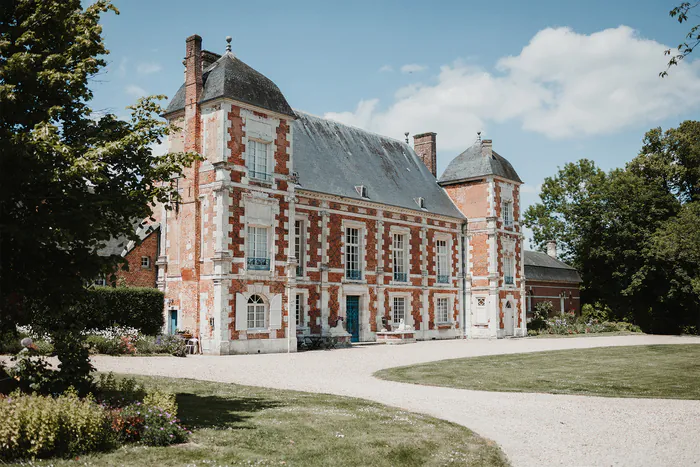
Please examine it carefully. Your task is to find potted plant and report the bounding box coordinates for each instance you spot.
[181,329,193,339]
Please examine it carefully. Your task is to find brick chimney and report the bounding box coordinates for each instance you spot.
[184,34,202,154]
[547,241,557,259]
[413,132,437,177]
[481,139,493,158]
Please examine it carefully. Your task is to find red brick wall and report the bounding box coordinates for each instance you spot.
[527,280,581,315]
[118,231,158,288]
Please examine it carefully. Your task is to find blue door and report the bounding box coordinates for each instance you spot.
[346,296,360,342]
[169,310,178,335]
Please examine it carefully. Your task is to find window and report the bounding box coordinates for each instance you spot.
[345,227,361,280]
[392,233,407,282]
[94,276,107,286]
[355,185,368,198]
[200,196,207,259]
[247,295,266,329]
[295,220,304,277]
[504,255,514,285]
[392,297,405,324]
[295,293,303,327]
[437,297,450,323]
[436,239,449,283]
[141,256,150,269]
[503,201,513,227]
[248,140,271,181]
[247,226,269,270]
[477,297,486,307]
[414,197,425,209]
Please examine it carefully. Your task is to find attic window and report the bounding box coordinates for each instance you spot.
[414,197,426,209]
[355,185,368,198]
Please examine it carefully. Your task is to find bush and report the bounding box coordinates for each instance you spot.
[114,402,189,446]
[581,303,611,323]
[85,329,187,357]
[78,287,164,335]
[8,353,57,395]
[86,335,121,355]
[529,301,553,331]
[143,388,177,416]
[0,389,113,460]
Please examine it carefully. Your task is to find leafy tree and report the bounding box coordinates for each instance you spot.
[0,0,197,391]
[523,125,699,333]
[662,1,700,77]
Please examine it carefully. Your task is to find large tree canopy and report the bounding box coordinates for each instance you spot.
[0,0,197,388]
[524,121,700,334]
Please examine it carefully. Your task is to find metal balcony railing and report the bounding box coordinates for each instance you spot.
[393,272,408,282]
[505,276,514,285]
[247,257,270,271]
[346,270,362,280]
[437,275,450,284]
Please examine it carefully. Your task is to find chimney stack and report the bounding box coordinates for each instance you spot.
[184,34,202,154]
[481,139,493,158]
[413,132,437,177]
[547,241,557,259]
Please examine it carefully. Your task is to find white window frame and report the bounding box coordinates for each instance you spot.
[345,226,362,280]
[392,232,408,282]
[436,236,450,284]
[199,195,207,260]
[247,294,267,330]
[294,219,305,277]
[392,296,406,325]
[436,297,450,324]
[503,200,513,227]
[94,276,107,286]
[504,255,515,285]
[246,225,270,271]
[141,256,151,269]
[247,139,272,182]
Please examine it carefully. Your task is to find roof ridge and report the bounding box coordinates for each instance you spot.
[294,109,411,148]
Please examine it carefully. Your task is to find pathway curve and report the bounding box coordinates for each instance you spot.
[92,334,700,467]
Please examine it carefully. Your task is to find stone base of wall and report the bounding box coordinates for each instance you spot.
[376,331,416,345]
[222,338,297,355]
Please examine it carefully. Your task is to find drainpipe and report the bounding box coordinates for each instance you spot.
[460,221,468,336]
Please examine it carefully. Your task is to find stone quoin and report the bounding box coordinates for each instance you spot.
[139,35,581,354]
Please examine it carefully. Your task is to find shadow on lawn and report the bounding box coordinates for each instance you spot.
[176,393,282,429]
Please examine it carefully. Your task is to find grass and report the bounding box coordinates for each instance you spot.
[11,375,508,467]
[376,344,700,400]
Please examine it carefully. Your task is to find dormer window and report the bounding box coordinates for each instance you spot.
[414,197,425,209]
[355,185,368,198]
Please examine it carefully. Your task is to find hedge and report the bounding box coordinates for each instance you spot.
[78,287,164,335]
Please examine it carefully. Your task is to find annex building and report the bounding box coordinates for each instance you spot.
[145,34,579,354]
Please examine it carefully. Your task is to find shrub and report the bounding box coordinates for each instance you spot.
[529,301,553,331]
[581,303,612,323]
[95,373,146,407]
[0,389,113,460]
[8,353,57,395]
[78,287,164,335]
[86,335,121,355]
[143,388,177,416]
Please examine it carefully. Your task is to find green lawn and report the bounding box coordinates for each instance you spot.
[376,344,700,400]
[13,375,508,467]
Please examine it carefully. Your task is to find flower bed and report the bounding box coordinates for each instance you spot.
[527,302,642,336]
[0,373,190,461]
[1,326,186,357]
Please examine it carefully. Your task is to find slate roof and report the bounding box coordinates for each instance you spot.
[524,250,581,283]
[292,111,464,219]
[165,52,294,117]
[439,142,522,185]
[97,221,159,258]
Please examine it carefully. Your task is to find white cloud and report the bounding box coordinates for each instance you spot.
[324,26,700,149]
[137,62,162,75]
[400,63,427,73]
[379,65,393,73]
[520,184,541,194]
[125,85,147,98]
[117,57,128,77]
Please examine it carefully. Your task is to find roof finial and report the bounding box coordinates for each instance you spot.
[404,132,409,144]
[225,36,232,52]
[477,131,482,142]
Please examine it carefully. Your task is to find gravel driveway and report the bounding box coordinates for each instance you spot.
[92,334,700,467]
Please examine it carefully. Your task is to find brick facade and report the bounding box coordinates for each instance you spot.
[115,230,159,288]
[151,35,578,353]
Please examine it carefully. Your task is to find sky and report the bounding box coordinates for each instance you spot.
[92,0,700,246]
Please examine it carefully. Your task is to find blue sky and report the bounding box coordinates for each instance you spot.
[92,0,700,245]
